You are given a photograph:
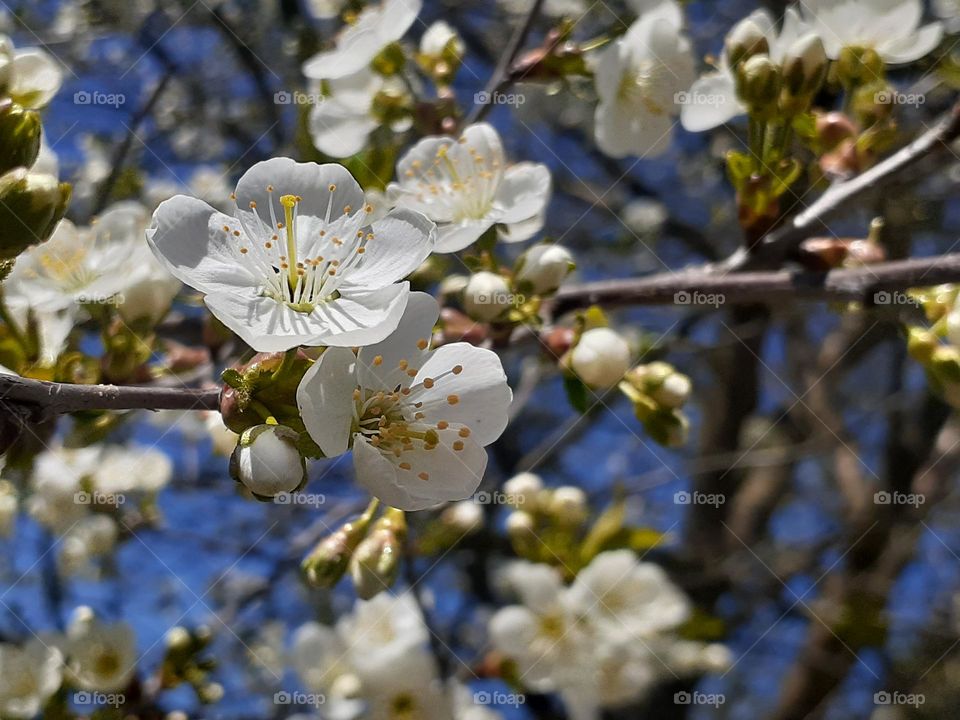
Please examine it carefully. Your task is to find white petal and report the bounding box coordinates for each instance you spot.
[338,208,436,289]
[297,347,357,457]
[412,343,512,446]
[498,211,545,243]
[356,291,439,391]
[434,218,495,253]
[234,158,366,229]
[679,71,743,132]
[10,49,62,108]
[494,162,551,225]
[352,426,487,511]
[146,195,257,295]
[309,101,378,158]
[313,282,411,347]
[489,605,540,657]
[878,22,943,64]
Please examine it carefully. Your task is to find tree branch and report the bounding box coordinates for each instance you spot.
[552,252,960,315]
[0,375,220,415]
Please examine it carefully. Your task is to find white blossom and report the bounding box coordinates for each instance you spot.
[302,0,423,81]
[463,271,511,322]
[0,639,63,719]
[516,244,575,294]
[0,35,63,109]
[297,293,512,511]
[801,0,942,63]
[65,608,137,692]
[387,123,552,252]
[592,1,695,157]
[230,424,307,499]
[147,158,437,352]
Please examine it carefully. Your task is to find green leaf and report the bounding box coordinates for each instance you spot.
[563,373,591,414]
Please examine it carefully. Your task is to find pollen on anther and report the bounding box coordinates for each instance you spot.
[266,185,274,192]
[437,421,449,430]
[222,225,230,232]
[399,462,412,470]
[406,369,417,377]
[343,205,352,214]
[458,427,470,438]
[452,365,463,375]
[233,230,241,237]
[416,338,428,350]
[249,201,257,209]
[418,472,430,481]
[357,247,366,254]
[399,359,408,370]
[240,248,248,254]
[373,355,383,366]
[453,441,464,451]
[423,378,435,389]
[329,184,337,192]
[447,394,460,405]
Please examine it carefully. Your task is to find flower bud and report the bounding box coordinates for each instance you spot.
[837,46,883,86]
[420,20,464,58]
[441,499,484,534]
[515,244,575,294]
[780,33,827,112]
[547,486,588,526]
[503,471,543,510]
[569,327,631,389]
[463,271,512,322]
[0,168,71,260]
[644,409,690,448]
[229,424,307,500]
[736,55,781,116]
[815,111,858,152]
[302,513,374,588]
[349,509,406,599]
[0,100,41,174]
[724,16,770,70]
[624,362,691,409]
[117,270,181,325]
[505,510,538,558]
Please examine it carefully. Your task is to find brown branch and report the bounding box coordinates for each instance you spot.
[0,375,220,415]
[552,252,960,315]
[461,0,546,127]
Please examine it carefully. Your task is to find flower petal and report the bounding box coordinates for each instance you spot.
[878,22,944,64]
[412,343,512,446]
[234,158,366,229]
[309,101,379,158]
[356,291,439,392]
[338,208,436,289]
[146,196,257,295]
[10,49,63,108]
[297,347,357,457]
[679,71,743,132]
[434,218,495,253]
[313,282,411,347]
[494,162,551,225]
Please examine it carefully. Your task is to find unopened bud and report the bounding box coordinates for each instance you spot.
[724,16,770,70]
[349,509,406,599]
[464,271,513,322]
[569,327,631,389]
[505,510,538,558]
[736,55,781,116]
[229,424,307,500]
[0,100,41,174]
[441,499,484,533]
[548,486,588,526]
[837,46,883,86]
[781,33,827,112]
[645,409,689,447]
[302,512,375,588]
[503,472,543,510]
[515,244,575,294]
[624,362,691,409]
[0,169,71,259]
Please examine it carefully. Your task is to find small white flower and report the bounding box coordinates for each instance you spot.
[27,446,100,534]
[92,444,172,496]
[502,471,543,509]
[65,608,137,692]
[387,123,552,252]
[297,292,512,511]
[358,647,448,720]
[680,9,813,132]
[516,244,575,294]
[548,485,588,524]
[0,639,63,719]
[230,424,307,499]
[147,158,437,352]
[0,35,63,109]
[420,20,463,57]
[801,0,942,63]
[302,0,423,81]
[569,327,631,389]
[463,271,511,322]
[592,1,695,157]
[290,621,364,717]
